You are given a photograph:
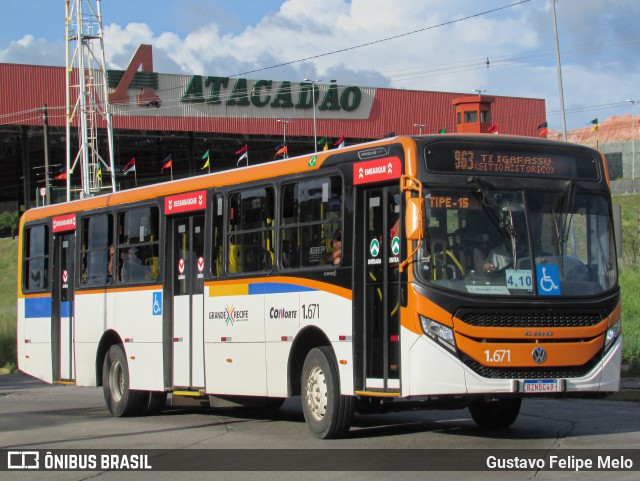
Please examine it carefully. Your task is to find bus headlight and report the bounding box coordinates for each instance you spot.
[605,320,621,351]
[420,315,456,352]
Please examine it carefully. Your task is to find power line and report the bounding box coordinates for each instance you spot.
[226,0,534,78]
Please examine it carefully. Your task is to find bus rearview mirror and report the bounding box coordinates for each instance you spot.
[405,197,424,241]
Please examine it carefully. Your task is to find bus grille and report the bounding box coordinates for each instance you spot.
[458,310,602,328]
[463,358,599,379]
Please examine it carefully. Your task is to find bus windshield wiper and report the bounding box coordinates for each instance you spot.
[468,176,516,240]
[552,179,576,274]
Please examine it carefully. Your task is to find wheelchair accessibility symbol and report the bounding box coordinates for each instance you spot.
[152,292,163,316]
[536,265,561,296]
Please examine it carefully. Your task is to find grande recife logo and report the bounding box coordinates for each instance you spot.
[353,156,402,185]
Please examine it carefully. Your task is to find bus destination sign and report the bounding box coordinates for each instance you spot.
[425,142,599,180]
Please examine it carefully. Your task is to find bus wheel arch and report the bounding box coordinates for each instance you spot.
[96,330,123,386]
[287,326,331,396]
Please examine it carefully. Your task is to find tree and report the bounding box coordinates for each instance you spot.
[0,211,19,239]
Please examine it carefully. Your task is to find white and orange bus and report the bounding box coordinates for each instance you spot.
[17,134,621,438]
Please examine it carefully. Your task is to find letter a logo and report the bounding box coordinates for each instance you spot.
[109,44,161,107]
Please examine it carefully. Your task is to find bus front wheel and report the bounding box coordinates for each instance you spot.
[102,344,147,417]
[468,397,522,428]
[301,346,354,439]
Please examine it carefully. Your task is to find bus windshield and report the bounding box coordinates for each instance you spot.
[416,187,617,297]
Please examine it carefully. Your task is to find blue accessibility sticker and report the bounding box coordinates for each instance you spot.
[536,265,561,296]
[152,292,163,316]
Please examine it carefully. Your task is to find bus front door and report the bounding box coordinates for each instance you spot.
[358,185,402,393]
[51,232,75,382]
[170,214,205,389]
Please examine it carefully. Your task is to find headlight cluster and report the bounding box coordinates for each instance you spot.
[419,315,456,352]
[605,320,621,351]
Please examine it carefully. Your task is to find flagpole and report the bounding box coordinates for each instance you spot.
[134,168,137,187]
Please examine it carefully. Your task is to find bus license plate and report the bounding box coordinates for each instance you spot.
[523,380,558,393]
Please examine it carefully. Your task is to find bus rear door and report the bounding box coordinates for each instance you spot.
[51,215,76,382]
[165,191,207,390]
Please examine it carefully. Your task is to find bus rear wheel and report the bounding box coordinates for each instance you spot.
[102,344,147,417]
[301,346,354,439]
[468,397,522,428]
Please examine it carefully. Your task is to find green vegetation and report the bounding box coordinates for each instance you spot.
[614,194,640,374]
[0,195,639,374]
[0,238,17,371]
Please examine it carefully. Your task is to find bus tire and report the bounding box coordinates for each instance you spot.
[301,346,354,439]
[468,397,522,428]
[102,344,146,417]
[144,391,168,415]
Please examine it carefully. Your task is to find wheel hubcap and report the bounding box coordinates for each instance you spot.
[305,366,328,422]
[109,360,124,402]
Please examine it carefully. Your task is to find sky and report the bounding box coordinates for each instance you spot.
[1,0,638,131]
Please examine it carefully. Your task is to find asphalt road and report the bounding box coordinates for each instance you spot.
[1,373,639,480]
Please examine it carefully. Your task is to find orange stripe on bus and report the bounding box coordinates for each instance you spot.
[204,276,352,300]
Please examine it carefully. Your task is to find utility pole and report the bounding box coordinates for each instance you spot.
[551,0,568,141]
[43,104,51,205]
[629,99,639,181]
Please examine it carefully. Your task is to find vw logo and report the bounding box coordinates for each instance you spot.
[532,347,547,364]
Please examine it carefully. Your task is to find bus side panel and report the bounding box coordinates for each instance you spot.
[113,289,165,391]
[74,291,110,386]
[18,297,53,383]
[264,292,300,397]
[123,342,165,391]
[298,290,354,396]
[403,327,467,396]
[205,288,267,395]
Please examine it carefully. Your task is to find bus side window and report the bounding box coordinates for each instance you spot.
[117,206,160,284]
[226,188,274,274]
[211,194,224,277]
[23,224,49,292]
[279,175,342,270]
[81,214,113,286]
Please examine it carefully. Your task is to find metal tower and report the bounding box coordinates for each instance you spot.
[65,0,116,201]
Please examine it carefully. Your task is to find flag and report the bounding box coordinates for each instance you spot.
[539,128,549,137]
[487,124,499,134]
[236,145,249,165]
[123,158,136,175]
[323,143,329,151]
[537,121,548,129]
[201,150,210,170]
[333,135,345,149]
[438,128,446,134]
[55,171,67,180]
[96,164,102,182]
[161,154,172,172]
[317,137,328,150]
[274,144,288,159]
[590,118,599,131]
